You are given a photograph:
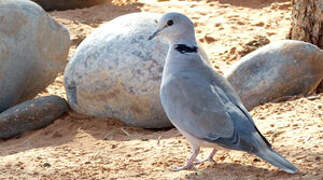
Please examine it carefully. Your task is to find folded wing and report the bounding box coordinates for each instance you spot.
[161,74,268,152]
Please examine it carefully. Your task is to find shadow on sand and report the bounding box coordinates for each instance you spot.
[209,0,290,9]
[184,162,299,179]
[0,112,176,156]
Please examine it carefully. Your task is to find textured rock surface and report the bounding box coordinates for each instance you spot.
[31,0,106,11]
[226,40,323,110]
[0,95,68,139]
[0,0,70,112]
[64,12,208,128]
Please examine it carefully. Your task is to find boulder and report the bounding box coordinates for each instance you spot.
[226,40,323,110]
[31,0,106,11]
[0,95,68,139]
[0,0,70,112]
[64,12,208,128]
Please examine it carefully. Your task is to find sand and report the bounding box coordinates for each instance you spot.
[0,0,322,179]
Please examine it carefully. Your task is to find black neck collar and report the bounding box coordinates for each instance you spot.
[174,44,198,54]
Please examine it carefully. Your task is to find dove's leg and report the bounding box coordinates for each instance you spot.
[173,144,200,171]
[194,148,217,164]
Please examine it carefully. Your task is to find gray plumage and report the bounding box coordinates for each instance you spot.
[149,12,298,174]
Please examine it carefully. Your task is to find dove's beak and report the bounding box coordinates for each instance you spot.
[148,28,163,40]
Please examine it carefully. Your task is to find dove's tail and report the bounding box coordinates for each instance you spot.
[254,147,299,174]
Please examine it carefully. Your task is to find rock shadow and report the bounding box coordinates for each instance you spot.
[0,112,176,156]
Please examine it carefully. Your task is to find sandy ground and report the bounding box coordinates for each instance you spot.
[0,0,322,179]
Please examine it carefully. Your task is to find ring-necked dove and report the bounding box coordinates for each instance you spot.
[148,12,298,174]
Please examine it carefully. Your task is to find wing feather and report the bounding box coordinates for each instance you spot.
[161,76,236,140]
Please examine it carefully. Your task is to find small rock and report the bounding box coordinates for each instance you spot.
[315,156,320,161]
[43,162,51,168]
[214,23,221,27]
[0,0,70,112]
[254,22,265,26]
[204,34,217,43]
[226,40,323,110]
[237,21,245,25]
[229,47,236,54]
[0,96,68,139]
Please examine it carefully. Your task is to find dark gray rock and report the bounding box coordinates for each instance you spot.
[0,0,70,112]
[31,0,106,11]
[64,12,208,128]
[0,95,68,139]
[226,40,323,110]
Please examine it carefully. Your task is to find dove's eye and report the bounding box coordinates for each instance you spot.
[167,20,174,26]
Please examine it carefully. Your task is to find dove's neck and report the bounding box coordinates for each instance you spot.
[168,33,199,57]
[168,33,197,47]
[162,34,203,81]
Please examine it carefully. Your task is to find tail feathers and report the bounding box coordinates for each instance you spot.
[255,148,299,174]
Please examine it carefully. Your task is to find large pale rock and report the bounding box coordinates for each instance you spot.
[226,40,323,110]
[64,12,208,128]
[0,0,70,112]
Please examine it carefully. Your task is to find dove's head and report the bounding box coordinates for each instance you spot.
[148,12,196,44]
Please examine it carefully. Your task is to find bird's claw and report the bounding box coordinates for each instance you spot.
[194,157,215,164]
